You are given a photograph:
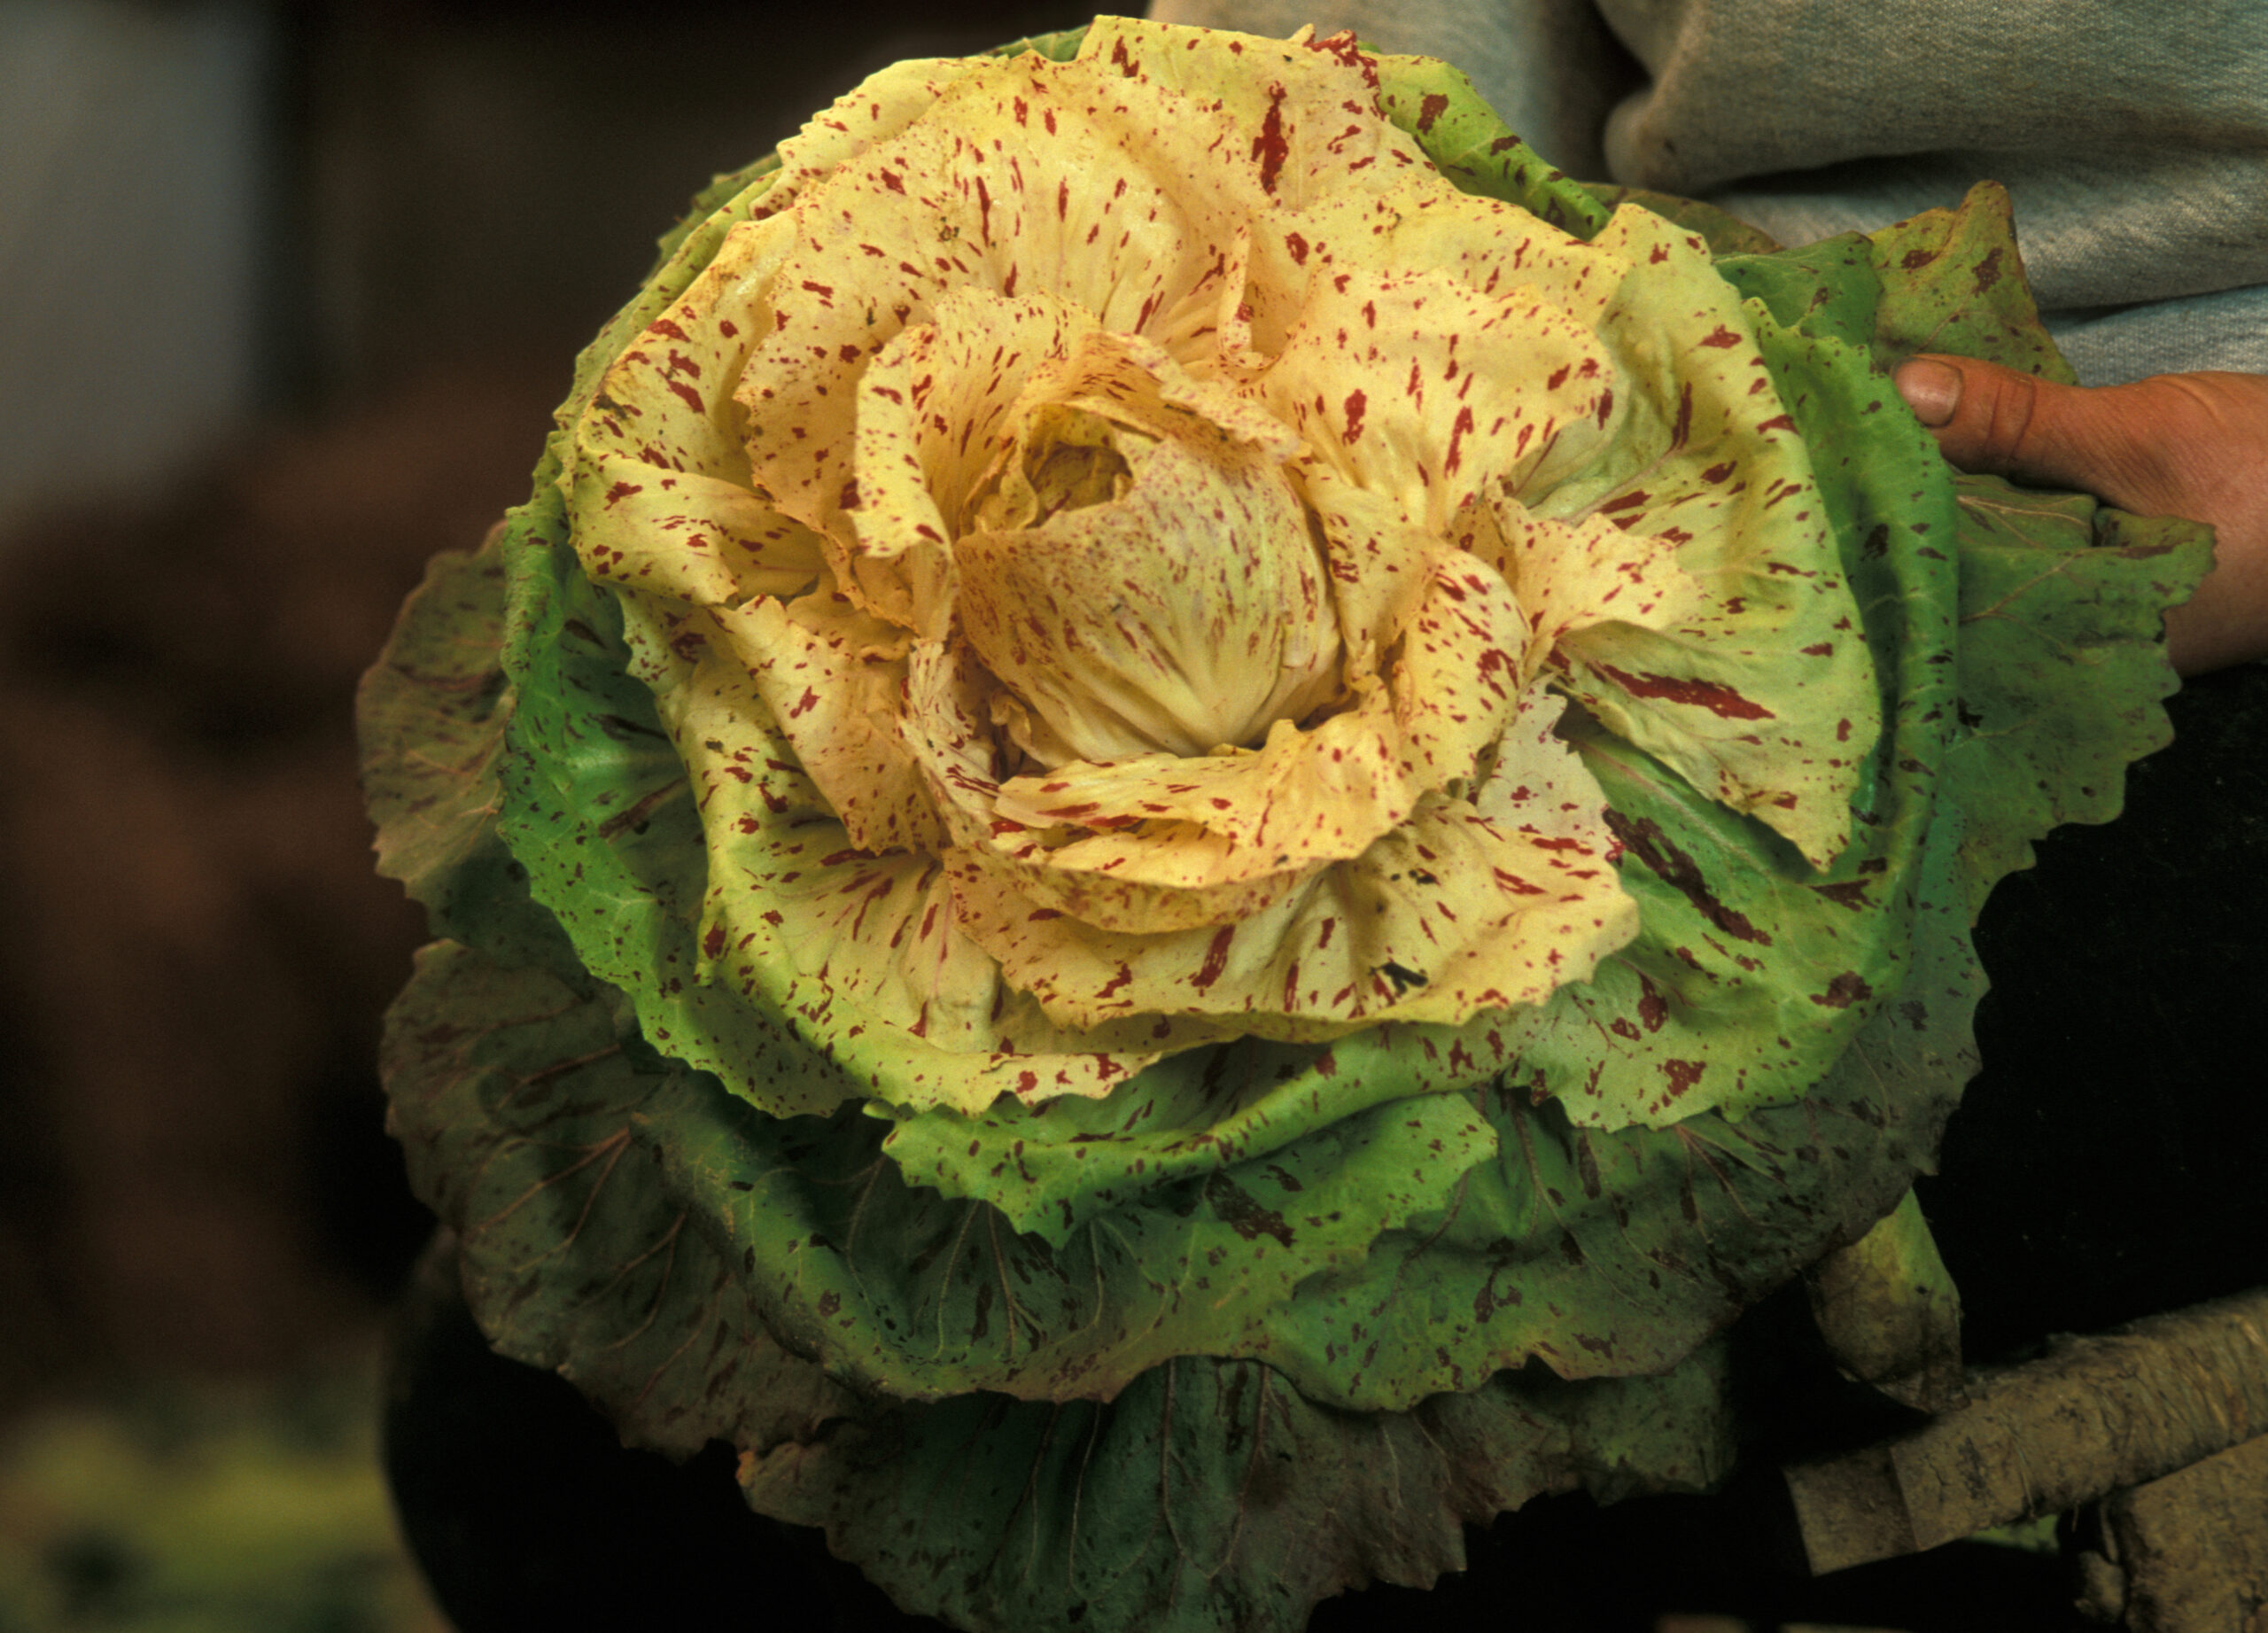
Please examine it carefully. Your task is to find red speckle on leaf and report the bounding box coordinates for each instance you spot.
[1341,388,1367,444]
[1444,404,1475,476]
[665,378,704,415]
[1810,880,1872,911]
[1812,971,1874,1008]
[1604,811,1772,945]
[1417,92,1449,132]
[1661,1059,1705,1097]
[1309,29,1378,82]
[1192,927,1234,992]
[1699,325,1741,349]
[1591,660,1774,719]
[1250,84,1290,194]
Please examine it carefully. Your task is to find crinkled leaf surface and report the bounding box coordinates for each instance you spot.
[359,542,514,937]
[1940,478,2209,915]
[742,1343,1731,1633]
[362,24,2209,1633]
[384,932,1728,1633]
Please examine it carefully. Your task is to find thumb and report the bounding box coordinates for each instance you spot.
[1892,354,2163,515]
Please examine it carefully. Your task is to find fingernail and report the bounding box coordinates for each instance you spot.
[1895,358,1963,427]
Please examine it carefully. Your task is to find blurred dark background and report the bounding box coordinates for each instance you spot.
[0,0,1081,1415]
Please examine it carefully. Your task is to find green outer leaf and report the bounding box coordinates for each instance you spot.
[382,932,1729,1633]
[382,941,859,1458]
[387,897,1496,1409]
[1942,478,2210,916]
[358,542,514,936]
[1371,51,1611,237]
[650,153,779,281]
[741,1344,1732,1633]
[356,535,582,976]
[879,1025,1515,1242]
[1863,183,2075,385]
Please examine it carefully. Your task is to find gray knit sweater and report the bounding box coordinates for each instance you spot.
[1147,0,2268,383]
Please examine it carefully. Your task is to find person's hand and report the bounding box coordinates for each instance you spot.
[1893,355,2268,674]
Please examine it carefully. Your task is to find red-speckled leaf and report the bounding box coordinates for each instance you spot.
[363,34,2210,1633]
[1865,182,2077,385]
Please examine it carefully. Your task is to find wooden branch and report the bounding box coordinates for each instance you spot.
[1783,1286,2268,1576]
[2074,1431,2268,1632]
